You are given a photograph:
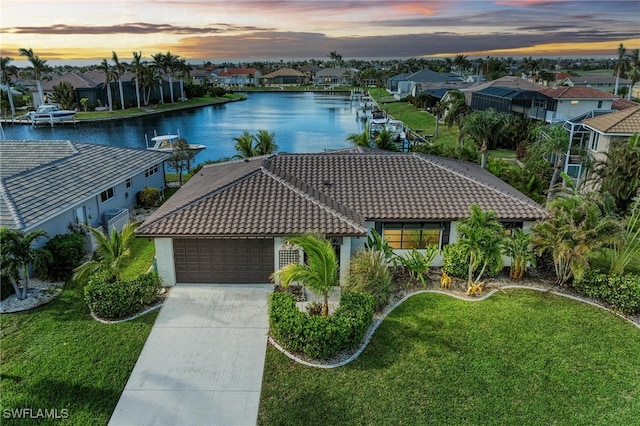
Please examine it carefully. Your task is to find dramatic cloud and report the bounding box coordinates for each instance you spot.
[3,22,270,35]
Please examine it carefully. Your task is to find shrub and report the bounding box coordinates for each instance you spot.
[442,243,501,279]
[40,232,86,281]
[1,270,15,300]
[347,249,392,312]
[268,291,374,359]
[84,271,162,319]
[574,271,640,315]
[396,246,440,287]
[210,87,227,97]
[137,187,161,208]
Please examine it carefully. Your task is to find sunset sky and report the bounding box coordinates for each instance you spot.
[1,0,639,66]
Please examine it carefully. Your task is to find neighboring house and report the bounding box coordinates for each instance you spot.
[531,86,618,123]
[583,105,640,163]
[261,68,308,86]
[560,74,630,94]
[388,69,465,97]
[190,68,212,85]
[470,87,552,118]
[136,149,546,286]
[0,140,170,249]
[464,76,543,105]
[40,71,102,109]
[212,68,261,87]
[313,68,358,86]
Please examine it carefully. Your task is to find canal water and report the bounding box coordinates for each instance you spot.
[2,91,366,163]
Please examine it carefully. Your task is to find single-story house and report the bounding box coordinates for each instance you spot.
[0,140,170,249]
[559,74,630,94]
[312,68,358,86]
[464,76,543,105]
[388,69,465,97]
[261,68,308,86]
[470,87,552,118]
[136,149,547,286]
[212,68,261,87]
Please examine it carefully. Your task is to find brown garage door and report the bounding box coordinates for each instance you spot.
[173,239,274,283]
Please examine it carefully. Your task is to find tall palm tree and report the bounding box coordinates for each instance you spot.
[99,59,114,112]
[131,51,145,109]
[233,130,256,158]
[532,124,571,202]
[346,125,371,148]
[254,130,278,155]
[163,51,180,103]
[73,222,136,284]
[613,43,629,96]
[532,194,620,285]
[374,128,398,151]
[442,89,469,145]
[626,48,639,100]
[140,64,159,106]
[461,109,507,169]
[151,53,166,104]
[0,228,50,300]
[0,56,18,116]
[176,58,192,101]
[455,205,505,291]
[453,54,469,74]
[111,51,126,110]
[270,233,339,316]
[19,48,49,106]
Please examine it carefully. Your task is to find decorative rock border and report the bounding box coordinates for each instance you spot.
[269,285,640,369]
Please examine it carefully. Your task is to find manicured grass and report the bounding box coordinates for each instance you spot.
[0,280,157,425]
[258,289,640,425]
[120,236,155,280]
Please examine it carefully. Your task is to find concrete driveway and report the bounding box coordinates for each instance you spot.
[109,284,273,426]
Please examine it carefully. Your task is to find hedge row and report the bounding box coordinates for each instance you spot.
[84,272,162,320]
[574,271,640,315]
[268,291,374,359]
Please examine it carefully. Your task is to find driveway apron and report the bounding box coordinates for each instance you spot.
[109,284,273,426]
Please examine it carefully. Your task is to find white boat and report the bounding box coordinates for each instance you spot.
[145,130,206,154]
[25,104,76,124]
[370,109,387,125]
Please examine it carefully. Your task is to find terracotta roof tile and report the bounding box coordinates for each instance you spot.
[582,106,640,134]
[538,86,618,99]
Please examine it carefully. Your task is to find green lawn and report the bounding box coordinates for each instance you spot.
[258,289,640,425]
[0,280,157,425]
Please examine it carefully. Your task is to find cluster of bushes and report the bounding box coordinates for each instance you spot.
[442,243,501,279]
[413,143,480,163]
[84,271,162,320]
[40,232,86,281]
[137,187,162,208]
[269,291,374,359]
[346,249,392,311]
[573,271,640,315]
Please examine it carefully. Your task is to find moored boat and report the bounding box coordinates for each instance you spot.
[25,104,76,125]
[145,130,206,154]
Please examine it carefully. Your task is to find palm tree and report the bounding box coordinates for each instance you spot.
[99,59,114,112]
[270,234,339,316]
[111,51,127,110]
[73,222,136,284]
[346,126,371,148]
[140,64,159,106]
[532,124,571,202]
[176,58,192,101]
[453,54,469,74]
[613,43,629,96]
[590,134,640,214]
[374,128,398,151]
[461,109,507,169]
[455,205,505,292]
[254,130,278,155]
[0,228,50,300]
[151,53,166,104]
[503,229,536,280]
[233,130,256,158]
[163,51,180,103]
[532,194,620,285]
[131,51,145,109]
[0,56,18,116]
[19,48,49,106]
[442,90,469,145]
[49,81,76,110]
[626,48,639,100]
[327,50,342,68]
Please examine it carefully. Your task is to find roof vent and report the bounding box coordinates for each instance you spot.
[323,179,332,187]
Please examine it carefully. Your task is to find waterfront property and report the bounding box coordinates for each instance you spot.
[0,140,170,248]
[136,148,546,286]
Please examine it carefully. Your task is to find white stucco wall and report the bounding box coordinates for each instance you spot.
[154,238,176,286]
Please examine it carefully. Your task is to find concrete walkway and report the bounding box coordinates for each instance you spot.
[109,284,273,426]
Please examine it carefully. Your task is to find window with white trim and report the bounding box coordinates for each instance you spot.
[145,164,159,178]
[100,187,115,203]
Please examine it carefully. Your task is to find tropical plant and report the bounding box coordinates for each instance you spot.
[151,52,166,104]
[503,229,536,280]
[254,129,278,155]
[270,234,339,316]
[99,58,114,112]
[626,49,639,100]
[442,89,470,145]
[396,246,439,287]
[346,249,392,311]
[19,48,49,106]
[590,134,640,214]
[374,128,398,151]
[111,51,126,110]
[531,124,571,202]
[131,51,145,109]
[49,81,76,110]
[72,222,136,285]
[364,228,395,264]
[0,228,50,300]
[595,198,640,275]
[613,43,629,96]
[233,130,257,158]
[176,58,192,100]
[461,109,508,168]
[346,126,371,148]
[456,205,505,291]
[166,138,195,185]
[1,56,18,115]
[532,193,620,285]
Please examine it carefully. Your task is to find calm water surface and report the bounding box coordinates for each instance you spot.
[3,92,366,163]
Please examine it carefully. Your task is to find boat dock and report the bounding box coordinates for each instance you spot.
[1,115,77,127]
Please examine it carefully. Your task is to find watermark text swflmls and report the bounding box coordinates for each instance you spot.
[3,408,69,419]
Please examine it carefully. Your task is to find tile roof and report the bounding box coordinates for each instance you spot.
[0,140,170,230]
[562,74,629,85]
[538,86,618,100]
[137,150,546,238]
[262,68,305,78]
[612,98,640,111]
[582,106,640,134]
[467,76,543,93]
